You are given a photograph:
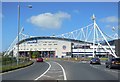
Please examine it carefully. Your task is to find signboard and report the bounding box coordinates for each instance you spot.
[63,45,66,50]
[27,39,37,44]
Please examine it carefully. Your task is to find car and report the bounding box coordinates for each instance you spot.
[105,58,120,69]
[36,57,43,62]
[90,58,101,64]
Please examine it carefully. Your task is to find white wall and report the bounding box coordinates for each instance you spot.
[13,39,71,58]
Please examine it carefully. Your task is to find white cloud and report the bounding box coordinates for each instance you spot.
[73,9,80,14]
[28,11,71,29]
[100,16,118,23]
[105,25,112,28]
[105,25,118,31]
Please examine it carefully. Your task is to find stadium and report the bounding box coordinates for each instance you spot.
[11,36,116,58]
[5,15,119,58]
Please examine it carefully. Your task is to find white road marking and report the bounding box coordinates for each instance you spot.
[111,70,118,73]
[50,69,61,71]
[47,71,62,73]
[90,64,119,74]
[43,75,54,78]
[58,75,64,77]
[34,62,51,80]
[90,65,98,68]
[0,62,35,75]
[54,62,67,80]
[57,79,63,80]
[104,69,118,73]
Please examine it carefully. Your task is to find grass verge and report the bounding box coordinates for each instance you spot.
[1,61,34,73]
[58,57,108,62]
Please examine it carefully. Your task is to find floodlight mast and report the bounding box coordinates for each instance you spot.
[95,24,118,58]
[91,14,118,58]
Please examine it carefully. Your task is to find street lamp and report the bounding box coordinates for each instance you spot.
[17,4,32,65]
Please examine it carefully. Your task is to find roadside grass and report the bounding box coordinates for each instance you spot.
[99,58,108,61]
[57,58,90,61]
[58,57,108,62]
[1,61,34,73]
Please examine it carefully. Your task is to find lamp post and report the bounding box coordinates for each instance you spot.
[17,4,32,65]
[17,4,20,65]
[92,14,96,58]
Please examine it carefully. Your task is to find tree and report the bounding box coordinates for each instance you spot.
[32,52,39,58]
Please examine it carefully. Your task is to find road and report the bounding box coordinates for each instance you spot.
[2,59,120,81]
[56,60,119,80]
[2,62,49,80]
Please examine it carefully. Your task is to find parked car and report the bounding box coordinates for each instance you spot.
[90,58,101,64]
[36,57,43,62]
[106,58,120,69]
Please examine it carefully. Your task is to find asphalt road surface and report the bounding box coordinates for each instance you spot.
[2,62,49,80]
[56,60,119,80]
[2,59,120,80]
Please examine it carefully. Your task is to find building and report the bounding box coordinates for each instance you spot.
[12,37,115,58]
[115,39,120,57]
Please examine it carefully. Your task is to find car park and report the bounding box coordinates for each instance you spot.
[105,58,120,69]
[90,58,101,65]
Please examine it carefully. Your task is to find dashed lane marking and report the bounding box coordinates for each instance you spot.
[47,71,63,73]
[54,62,67,80]
[43,75,54,78]
[58,75,64,77]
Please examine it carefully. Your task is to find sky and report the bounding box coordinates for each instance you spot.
[1,2,119,52]
[2,0,120,2]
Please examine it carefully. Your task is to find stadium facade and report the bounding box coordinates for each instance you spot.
[13,37,115,58]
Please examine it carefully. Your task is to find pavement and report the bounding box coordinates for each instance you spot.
[2,59,120,80]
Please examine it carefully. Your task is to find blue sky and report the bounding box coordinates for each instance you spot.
[2,2,118,52]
